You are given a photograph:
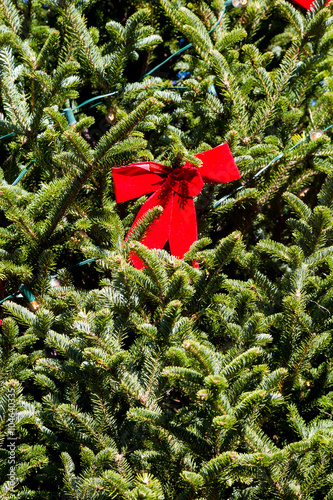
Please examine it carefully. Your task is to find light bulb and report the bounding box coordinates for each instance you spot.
[50,278,61,287]
[208,84,217,96]
[232,0,247,7]
[19,284,40,312]
[105,108,115,124]
[28,300,40,312]
[63,107,77,128]
[310,130,323,141]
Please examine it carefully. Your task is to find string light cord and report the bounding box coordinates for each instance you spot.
[50,257,97,279]
[322,124,333,133]
[0,3,228,135]
[213,127,333,208]
[139,5,227,82]
[0,258,98,307]
[0,292,18,306]
[11,159,36,186]
[71,85,191,114]
[72,91,120,112]
[0,165,96,307]
[0,132,15,141]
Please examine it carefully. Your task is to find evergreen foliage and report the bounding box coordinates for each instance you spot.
[1,0,333,498]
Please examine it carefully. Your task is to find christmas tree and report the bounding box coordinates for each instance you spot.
[1,0,333,498]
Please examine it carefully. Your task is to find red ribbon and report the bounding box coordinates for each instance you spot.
[112,143,241,269]
[291,0,330,8]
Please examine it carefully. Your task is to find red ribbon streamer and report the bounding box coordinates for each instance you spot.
[112,143,241,269]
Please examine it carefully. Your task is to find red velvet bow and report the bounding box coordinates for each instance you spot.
[112,143,241,269]
[291,0,330,8]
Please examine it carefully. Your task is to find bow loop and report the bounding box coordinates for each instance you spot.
[113,162,170,203]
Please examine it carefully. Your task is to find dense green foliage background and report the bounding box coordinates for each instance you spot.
[1,0,333,498]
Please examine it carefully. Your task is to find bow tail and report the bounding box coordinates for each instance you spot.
[126,189,173,269]
[169,194,198,264]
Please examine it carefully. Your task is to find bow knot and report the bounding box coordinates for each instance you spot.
[112,143,241,269]
[165,165,204,198]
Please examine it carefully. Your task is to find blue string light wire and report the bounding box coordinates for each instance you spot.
[0,132,15,141]
[0,3,228,133]
[213,126,333,208]
[0,293,18,306]
[0,4,228,308]
[11,159,36,186]
[72,91,119,111]
[139,5,227,81]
